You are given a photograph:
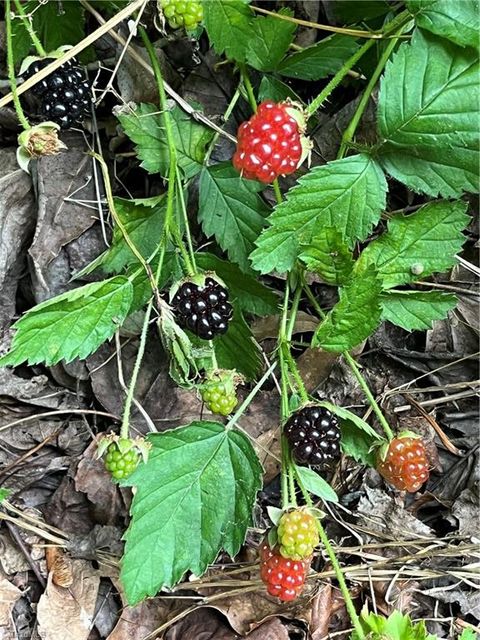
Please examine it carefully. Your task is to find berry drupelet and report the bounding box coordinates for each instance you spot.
[377,435,429,493]
[285,405,341,467]
[170,277,233,340]
[260,542,310,601]
[232,100,304,183]
[22,57,91,129]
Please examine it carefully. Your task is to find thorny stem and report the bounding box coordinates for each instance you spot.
[302,280,394,441]
[12,0,47,57]
[5,0,30,130]
[338,26,406,159]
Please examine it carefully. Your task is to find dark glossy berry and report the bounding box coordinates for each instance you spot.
[377,436,429,493]
[285,405,341,468]
[260,542,310,601]
[21,57,91,129]
[233,101,305,183]
[171,277,233,340]
[104,440,140,480]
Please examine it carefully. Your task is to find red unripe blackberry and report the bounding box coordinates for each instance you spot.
[170,277,233,340]
[232,101,304,183]
[377,435,429,493]
[285,405,341,467]
[277,510,319,560]
[259,542,310,601]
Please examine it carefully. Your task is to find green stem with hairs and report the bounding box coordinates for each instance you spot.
[302,280,394,441]
[338,26,406,159]
[12,0,46,57]
[5,0,30,130]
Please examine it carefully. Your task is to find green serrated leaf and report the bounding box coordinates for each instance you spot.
[202,0,253,62]
[340,420,380,467]
[195,253,278,316]
[278,33,360,80]
[246,9,296,71]
[381,290,458,331]
[358,200,469,288]
[354,609,439,640]
[318,401,382,439]
[377,29,479,197]
[117,103,213,179]
[0,277,133,367]
[312,266,383,352]
[257,76,302,103]
[198,163,270,272]
[120,421,262,604]
[251,154,387,274]
[12,1,86,65]
[294,465,338,503]
[407,0,479,48]
[300,228,355,285]
[214,310,262,380]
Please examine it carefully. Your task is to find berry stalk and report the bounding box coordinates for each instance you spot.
[5,0,30,130]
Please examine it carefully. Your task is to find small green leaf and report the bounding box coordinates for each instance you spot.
[458,629,477,640]
[312,266,383,352]
[0,277,133,366]
[195,253,278,316]
[318,401,383,439]
[340,420,380,467]
[407,0,479,48]
[120,421,262,604]
[377,30,479,197]
[257,76,302,103]
[300,228,355,285]
[294,465,338,503]
[202,0,253,62]
[0,488,11,502]
[278,34,360,80]
[214,310,262,380]
[12,1,86,64]
[251,154,387,274]
[246,9,296,71]
[333,1,391,22]
[381,290,458,331]
[198,163,270,272]
[267,506,283,525]
[118,103,213,179]
[354,609,438,640]
[358,200,469,288]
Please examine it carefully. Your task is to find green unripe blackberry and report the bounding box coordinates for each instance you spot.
[277,510,319,560]
[104,439,140,480]
[160,0,203,30]
[201,382,237,416]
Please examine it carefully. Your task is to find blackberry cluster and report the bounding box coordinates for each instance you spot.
[285,405,341,467]
[160,0,203,29]
[22,58,90,129]
[277,510,319,560]
[260,542,310,602]
[171,277,233,340]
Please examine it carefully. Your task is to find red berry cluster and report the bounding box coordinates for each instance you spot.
[377,436,429,493]
[232,101,303,183]
[259,542,310,602]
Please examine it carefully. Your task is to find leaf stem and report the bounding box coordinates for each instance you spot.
[272,179,283,205]
[5,0,30,130]
[238,63,257,112]
[204,85,241,165]
[337,27,405,159]
[175,168,197,275]
[302,280,394,441]
[12,0,47,57]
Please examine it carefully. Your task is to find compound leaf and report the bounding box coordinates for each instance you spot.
[381,290,458,330]
[120,421,262,604]
[378,30,479,197]
[251,154,387,274]
[118,103,213,179]
[358,200,469,288]
[198,163,270,272]
[0,277,133,366]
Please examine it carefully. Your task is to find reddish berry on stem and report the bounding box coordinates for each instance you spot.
[277,510,319,560]
[259,542,310,601]
[377,435,429,493]
[232,101,304,183]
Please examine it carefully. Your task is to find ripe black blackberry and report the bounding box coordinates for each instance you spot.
[171,277,233,340]
[285,405,341,467]
[22,58,90,129]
